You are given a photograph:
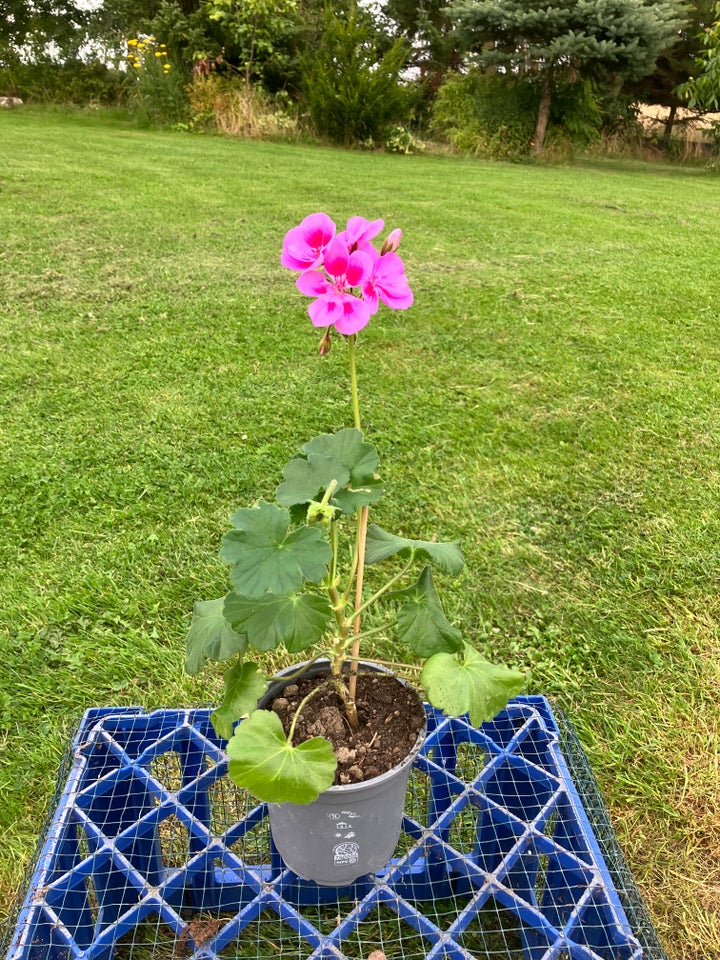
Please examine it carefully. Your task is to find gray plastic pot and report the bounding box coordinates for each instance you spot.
[258,660,427,886]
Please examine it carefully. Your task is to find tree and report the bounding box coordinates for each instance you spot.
[383,0,460,95]
[300,2,411,144]
[676,0,720,109]
[452,0,685,155]
[206,0,298,90]
[1,0,94,62]
[628,0,715,143]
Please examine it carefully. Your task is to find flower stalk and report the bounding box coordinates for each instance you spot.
[184,211,525,807]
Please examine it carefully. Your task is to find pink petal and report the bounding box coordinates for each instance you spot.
[372,252,413,310]
[341,216,384,248]
[378,283,413,310]
[346,250,373,287]
[323,237,350,280]
[308,292,370,335]
[297,269,330,297]
[334,294,371,335]
[281,213,335,271]
[361,280,380,315]
[374,252,406,283]
[308,294,338,328]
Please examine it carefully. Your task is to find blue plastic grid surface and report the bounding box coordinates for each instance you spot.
[7,697,642,960]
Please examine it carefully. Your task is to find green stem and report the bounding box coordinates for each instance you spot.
[346,333,367,703]
[327,584,348,635]
[287,684,329,743]
[343,654,422,673]
[339,623,389,648]
[347,334,361,431]
[329,520,338,591]
[349,555,415,624]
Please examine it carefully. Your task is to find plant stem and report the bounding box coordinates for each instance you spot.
[348,505,368,703]
[343,655,422,673]
[349,555,415,624]
[340,623,389,646]
[346,333,368,703]
[287,684,329,744]
[347,334,361,431]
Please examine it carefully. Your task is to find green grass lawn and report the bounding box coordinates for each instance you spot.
[1,107,719,959]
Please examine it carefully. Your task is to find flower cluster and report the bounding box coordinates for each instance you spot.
[127,36,171,73]
[281,213,412,340]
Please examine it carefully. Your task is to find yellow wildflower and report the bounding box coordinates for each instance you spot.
[127,38,138,46]
[155,51,163,57]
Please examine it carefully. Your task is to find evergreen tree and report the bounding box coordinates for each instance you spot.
[300,2,410,144]
[452,0,685,154]
[383,0,460,94]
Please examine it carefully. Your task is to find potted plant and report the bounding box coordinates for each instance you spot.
[185,212,525,885]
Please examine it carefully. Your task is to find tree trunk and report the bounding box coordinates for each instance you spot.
[532,70,553,157]
[245,18,257,93]
[662,103,677,146]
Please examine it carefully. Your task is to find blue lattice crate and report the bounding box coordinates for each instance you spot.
[5,698,647,960]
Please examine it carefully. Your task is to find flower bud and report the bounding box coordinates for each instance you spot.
[380,229,402,255]
[319,329,332,356]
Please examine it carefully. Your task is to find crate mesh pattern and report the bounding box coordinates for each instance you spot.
[3,697,668,960]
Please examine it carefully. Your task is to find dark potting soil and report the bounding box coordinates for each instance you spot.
[269,672,426,786]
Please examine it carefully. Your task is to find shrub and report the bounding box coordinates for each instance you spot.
[0,58,130,106]
[431,71,537,161]
[300,3,411,146]
[384,125,424,155]
[432,71,614,161]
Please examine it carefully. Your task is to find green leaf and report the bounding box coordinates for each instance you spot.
[211,660,268,740]
[220,501,332,596]
[276,454,350,511]
[185,596,246,675]
[227,709,337,804]
[390,566,463,657]
[365,525,464,575]
[276,428,382,515]
[223,591,332,653]
[421,642,525,727]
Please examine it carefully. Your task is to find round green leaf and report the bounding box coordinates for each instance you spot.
[211,660,268,740]
[421,642,525,726]
[227,709,337,804]
[276,429,382,515]
[223,591,332,653]
[391,566,463,657]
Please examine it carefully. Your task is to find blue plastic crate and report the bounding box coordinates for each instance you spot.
[6,698,643,960]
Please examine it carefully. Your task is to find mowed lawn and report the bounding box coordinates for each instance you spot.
[1,108,719,959]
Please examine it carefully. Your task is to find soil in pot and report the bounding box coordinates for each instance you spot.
[268,671,426,786]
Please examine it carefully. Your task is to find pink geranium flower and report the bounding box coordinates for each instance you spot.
[338,216,384,252]
[297,237,374,335]
[281,213,336,271]
[362,251,413,315]
[281,213,413,340]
